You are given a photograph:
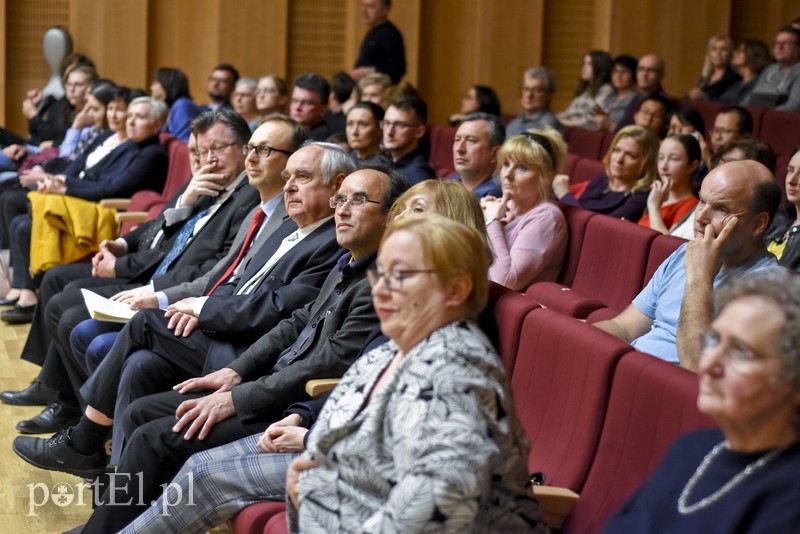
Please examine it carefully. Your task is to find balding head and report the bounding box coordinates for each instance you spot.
[637,54,665,94]
[695,160,779,266]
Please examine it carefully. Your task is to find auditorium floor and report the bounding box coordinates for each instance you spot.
[0,322,232,533]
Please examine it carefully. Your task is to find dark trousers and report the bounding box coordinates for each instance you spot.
[81,389,268,533]
[0,187,29,248]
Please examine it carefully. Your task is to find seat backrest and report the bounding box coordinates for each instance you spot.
[160,134,193,200]
[571,214,658,310]
[567,127,607,160]
[563,352,714,534]
[758,109,800,161]
[643,233,686,286]
[684,99,724,137]
[571,158,605,185]
[491,285,540,375]
[563,153,581,178]
[427,124,456,178]
[554,202,596,286]
[230,502,286,534]
[742,104,766,137]
[511,308,632,492]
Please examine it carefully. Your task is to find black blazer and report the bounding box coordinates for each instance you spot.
[115,173,261,288]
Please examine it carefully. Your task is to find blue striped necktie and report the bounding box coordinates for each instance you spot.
[151,207,208,279]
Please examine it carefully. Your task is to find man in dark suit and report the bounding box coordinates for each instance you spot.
[1,110,260,434]
[198,64,238,113]
[17,164,410,533]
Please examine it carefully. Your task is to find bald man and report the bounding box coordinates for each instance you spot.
[594,160,782,370]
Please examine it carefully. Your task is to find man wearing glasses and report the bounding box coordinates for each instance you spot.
[290,73,333,141]
[382,94,435,184]
[2,110,260,436]
[200,64,239,112]
[745,26,800,111]
[618,54,671,129]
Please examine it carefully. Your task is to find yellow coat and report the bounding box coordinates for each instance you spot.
[28,191,119,275]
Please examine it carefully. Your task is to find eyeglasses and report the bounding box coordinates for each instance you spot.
[329,193,382,209]
[243,144,294,159]
[233,92,254,99]
[710,127,739,137]
[197,142,237,160]
[701,329,775,371]
[380,120,418,131]
[367,268,435,291]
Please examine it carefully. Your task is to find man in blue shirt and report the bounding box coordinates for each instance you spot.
[451,112,504,199]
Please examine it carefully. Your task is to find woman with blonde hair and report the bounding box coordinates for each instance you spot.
[554,125,659,222]
[482,128,568,290]
[687,35,741,101]
[390,179,485,239]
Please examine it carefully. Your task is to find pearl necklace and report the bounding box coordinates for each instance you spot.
[677,440,784,515]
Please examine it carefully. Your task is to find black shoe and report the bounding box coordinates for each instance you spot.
[16,401,81,434]
[0,379,56,406]
[0,303,36,324]
[12,429,106,479]
[0,297,19,306]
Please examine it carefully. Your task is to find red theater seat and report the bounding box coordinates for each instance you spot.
[554,203,595,287]
[567,127,607,160]
[230,502,286,534]
[561,352,715,533]
[427,124,456,178]
[570,158,605,185]
[511,308,631,492]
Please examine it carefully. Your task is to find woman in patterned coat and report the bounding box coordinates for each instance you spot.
[287,214,545,533]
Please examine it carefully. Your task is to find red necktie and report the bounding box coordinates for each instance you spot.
[207,209,267,295]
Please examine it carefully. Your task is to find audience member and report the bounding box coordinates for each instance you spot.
[618,54,670,129]
[448,84,502,126]
[594,54,638,132]
[255,75,288,118]
[639,134,700,234]
[357,72,392,107]
[482,129,567,290]
[667,106,705,136]
[506,67,564,135]
[558,50,614,129]
[149,67,200,142]
[14,141,351,479]
[0,96,170,325]
[290,73,331,141]
[325,71,356,134]
[593,160,780,369]
[345,101,386,163]
[704,105,753,168]
[719,39,771,104]
[0,110,259,434]
[553,125,658,221]
[745,27,800,110]
[34,165,409,533]
[231,77,261,130]
[200,64,238,112]
[686,35,741,101]
[633,94,671,138]
[765,147,800,269]
[390,180,485,234]
[287,214,544,532]
[382,94,435,183]
[451,112,504,197]
[602,269,800,532]
[351,0,406,84]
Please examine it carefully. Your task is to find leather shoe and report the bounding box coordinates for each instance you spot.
[16,401,81,434]
[0,297,18,306]
[1,303,36,324]
[0,378,56,406]
[12,429,106,479]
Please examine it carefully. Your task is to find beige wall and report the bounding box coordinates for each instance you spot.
[2,0,796,138]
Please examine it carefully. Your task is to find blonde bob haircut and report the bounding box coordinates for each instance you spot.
[387,180,487,247]
[381,213,492,318]
[497,127,567,201]
[602,125,659,193]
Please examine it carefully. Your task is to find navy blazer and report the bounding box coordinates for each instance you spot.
[199,217,344,349]
[63,134,168,201]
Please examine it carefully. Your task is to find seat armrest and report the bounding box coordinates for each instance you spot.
[305,379,340,397]
[533,485,579,529]
[99,198,131,210]
[115,211,149,224]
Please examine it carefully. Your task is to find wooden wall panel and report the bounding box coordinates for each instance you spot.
[5,0,69,138]
[730,0,797,44]
[287,0,346,82]
[543,0,594,112]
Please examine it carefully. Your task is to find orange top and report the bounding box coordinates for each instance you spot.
[639,196,698,230]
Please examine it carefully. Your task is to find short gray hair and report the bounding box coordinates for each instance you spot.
[129,96,168,124]
[461,112,506,147]
[236,77,258,91]
[523,66,556,93]
[715,268,800,433]
[300,140,356,185]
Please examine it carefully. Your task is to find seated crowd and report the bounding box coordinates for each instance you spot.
[0,12,799,534]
